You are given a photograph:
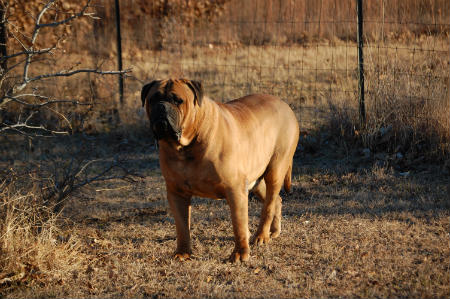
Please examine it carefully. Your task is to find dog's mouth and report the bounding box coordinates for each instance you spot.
[151,118,181,141]
[150,103,181,141]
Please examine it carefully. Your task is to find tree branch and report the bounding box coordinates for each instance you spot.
[0,111,69,136]
[28,68,131,82]
[37,0,94,29]
[21,0,93,89]
[0,46,54,62]
[0,122,69,136]
[1,94,92,109]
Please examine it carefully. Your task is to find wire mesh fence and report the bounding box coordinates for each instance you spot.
[87,0,449,137]
[2,0,449,146]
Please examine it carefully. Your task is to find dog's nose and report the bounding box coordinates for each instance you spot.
[152,119,170,139]
[154,103,167,115]
[150,104,168,124]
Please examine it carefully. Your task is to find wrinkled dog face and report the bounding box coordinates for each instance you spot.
[146,80,183,141]
[141,79,203,142]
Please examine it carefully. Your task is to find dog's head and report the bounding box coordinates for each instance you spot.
[141,79,203,145]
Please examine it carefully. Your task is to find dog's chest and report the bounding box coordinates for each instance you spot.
[160,153,226,199]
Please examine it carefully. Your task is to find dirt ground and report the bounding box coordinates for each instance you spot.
[2,134,448,298]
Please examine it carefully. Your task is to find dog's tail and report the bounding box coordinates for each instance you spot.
[283,163,293,193]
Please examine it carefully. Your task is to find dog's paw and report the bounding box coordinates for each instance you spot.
[252,233,271,246]
[270,220,281,238]
[270,231,280,239]
[229,248,250,263]
[174,252,191,261]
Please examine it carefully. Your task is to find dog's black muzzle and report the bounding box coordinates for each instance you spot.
[150,103,181,141]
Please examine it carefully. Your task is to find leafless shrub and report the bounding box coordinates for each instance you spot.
[38,147,137,213]
[0,141,138,291]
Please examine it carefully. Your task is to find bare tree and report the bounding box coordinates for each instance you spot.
[0,0,136,216]
[0,0,129,136]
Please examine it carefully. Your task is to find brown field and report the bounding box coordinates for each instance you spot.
[1,133,449,298]
[1,0,450,298]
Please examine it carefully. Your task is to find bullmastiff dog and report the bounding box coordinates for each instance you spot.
[141,78,299,262]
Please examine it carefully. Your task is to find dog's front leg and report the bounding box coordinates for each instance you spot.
[167,189,192,260]
[226,189,250,262]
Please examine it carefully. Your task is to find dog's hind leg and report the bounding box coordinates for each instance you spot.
[252,168,284,245]
[251,179,282,239]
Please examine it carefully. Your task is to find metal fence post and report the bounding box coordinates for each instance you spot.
[114,0,124,105]
[357,0,366,128]
[0,3,7,73]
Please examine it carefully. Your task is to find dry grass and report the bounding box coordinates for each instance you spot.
[0,171,86,294]
[1,137,448,298]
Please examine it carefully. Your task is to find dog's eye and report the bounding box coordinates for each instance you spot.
[173,97,183,105]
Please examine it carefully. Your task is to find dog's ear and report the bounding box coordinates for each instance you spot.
[185,80,203,106]
[141,81,159,107]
